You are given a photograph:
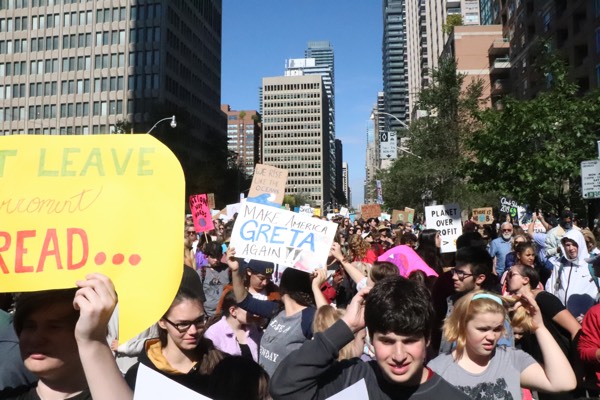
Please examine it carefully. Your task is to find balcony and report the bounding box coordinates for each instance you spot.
[490,57,511,74]
[446,0,460,9]
[488,38,510,56]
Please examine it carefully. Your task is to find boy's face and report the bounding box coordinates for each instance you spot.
[372,331,428,386]
[19,301,82,381]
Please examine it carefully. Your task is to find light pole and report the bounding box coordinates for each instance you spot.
[146,115,176,134]
[370,110,409,129]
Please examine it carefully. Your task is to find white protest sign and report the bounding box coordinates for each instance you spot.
[425,203,462,253]
[298,204,314,216]
[230,202,337,273]
[339,207,349,217]
[226,202,242,219]
[325,378,369,400]
[134,364,212,400]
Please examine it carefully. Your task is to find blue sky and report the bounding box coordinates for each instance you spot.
[221,1,382,207]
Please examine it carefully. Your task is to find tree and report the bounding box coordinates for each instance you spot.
[443,14,463,35]
[382,57,492,212]
[463,52,600,213]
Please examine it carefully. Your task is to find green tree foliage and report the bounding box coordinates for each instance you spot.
[442,14,463,35]
[463,53,600,212]
[382,57,494,212]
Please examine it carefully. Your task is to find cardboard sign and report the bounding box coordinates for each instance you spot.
[189,194,214,233]
[0,135,184,342]
[404,207,415,223]
[425,203,462,253]
[207,193,215,209]
[361,204,381,220]
[229,202,337,273]
[392,209,405,223]
[134,364,212,400]
[247,164,288,205]
[472,207,493,224]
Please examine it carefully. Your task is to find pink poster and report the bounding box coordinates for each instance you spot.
[189,194,214,233]
[377,245,438,278]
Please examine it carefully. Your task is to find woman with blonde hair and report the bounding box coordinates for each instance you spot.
[429,290,576,400]
[312,306,366,361]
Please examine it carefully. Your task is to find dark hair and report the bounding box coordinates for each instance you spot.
[418,229,438,248]
[208,356,270,400]
[220,290,237,318]
[399,232,418,245]
[416,229,443,275]
[13,288,78,336]
[279,268,315,307]
[370,261,399,283]
[515,242,535,259]
[455,246,493,279]
[204,242,223,259]
[365,277,433,339]
[456,231,486,250]
[515,264,540,288]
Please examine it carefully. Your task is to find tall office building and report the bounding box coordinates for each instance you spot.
[221,104,261,176]
[342,162,350,207]
[305,41,334,93]
[261,74,332,208]
[285,51,337,204]
[0,0,223,139]
[382,0,409,129]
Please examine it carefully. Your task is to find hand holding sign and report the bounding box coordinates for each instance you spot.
[0,135,184,342]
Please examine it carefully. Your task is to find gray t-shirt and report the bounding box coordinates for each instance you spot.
[428,346,536,400]
[259,309,306,376]
[202,266,229,316]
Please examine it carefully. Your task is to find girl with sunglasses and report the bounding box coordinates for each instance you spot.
[125,286,224,395]
[429,291,576,400]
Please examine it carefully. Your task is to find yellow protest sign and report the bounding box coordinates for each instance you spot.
[0,135,184,342]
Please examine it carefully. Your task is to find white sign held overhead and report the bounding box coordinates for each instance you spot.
[425,203,462,253]
[581,160,600,199]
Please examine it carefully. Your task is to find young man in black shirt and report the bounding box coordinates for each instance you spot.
[270,277,468,400]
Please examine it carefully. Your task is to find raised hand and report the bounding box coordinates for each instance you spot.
[226,246,240,272]
[341,287,371,333]
[73,273,118,344]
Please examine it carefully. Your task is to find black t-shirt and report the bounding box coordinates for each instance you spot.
[0,385,91,400]
[520,291,571,362]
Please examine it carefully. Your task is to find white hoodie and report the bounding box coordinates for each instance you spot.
[546,229,598,317]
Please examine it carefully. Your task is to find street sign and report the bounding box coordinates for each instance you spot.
[581,160,600,199]
[380,131,397,160]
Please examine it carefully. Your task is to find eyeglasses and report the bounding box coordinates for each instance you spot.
[501,229,513,233]
[451,268,474,280]
[186,231,197,236]
[163,315,208,332]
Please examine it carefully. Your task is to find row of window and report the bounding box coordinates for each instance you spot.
[263,123,322,131]
[264,101,322,108]
[264,116,321,123]
[263,93,321,100]
[0,39,28,54]
[264,83,320,91]
[263,132,323,139]
[264,155,322,162]
[129,27,161,44]
[264,147,322,155]
[0,16,28,31]
[0,75,150,99]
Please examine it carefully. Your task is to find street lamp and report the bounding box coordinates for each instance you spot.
[146,115,176,134]
[370,110,409,129]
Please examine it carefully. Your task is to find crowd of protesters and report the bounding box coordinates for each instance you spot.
[2,208,600,399]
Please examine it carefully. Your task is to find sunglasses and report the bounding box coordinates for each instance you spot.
[186,231,197,236]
